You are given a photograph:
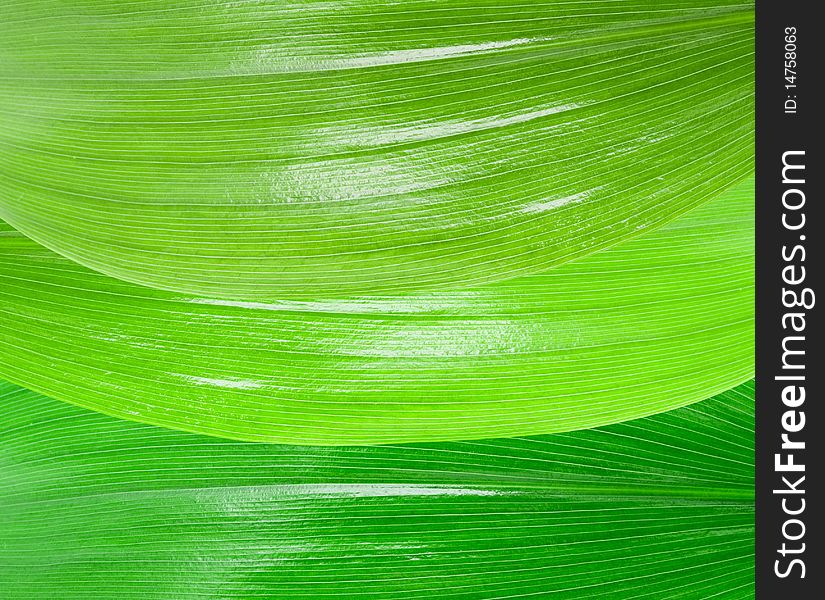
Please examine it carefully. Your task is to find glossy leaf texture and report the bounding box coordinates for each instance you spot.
[0,1,753,299]
[0,178,753,445]
[0,379,754,599]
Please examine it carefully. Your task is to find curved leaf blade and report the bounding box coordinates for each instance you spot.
[0,380,754,599]
[0,178,754,444]
[0,1,753,299]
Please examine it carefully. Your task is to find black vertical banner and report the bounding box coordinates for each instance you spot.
[756,1,822,598]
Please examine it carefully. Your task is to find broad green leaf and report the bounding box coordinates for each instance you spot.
[0,178,754,445]
[0,380,754,599]
[0,1,753,299]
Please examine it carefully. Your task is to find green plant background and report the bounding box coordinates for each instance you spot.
[0,1,754,598]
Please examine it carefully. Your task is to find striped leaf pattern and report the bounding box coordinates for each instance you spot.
[0,380,754,598]
[0,1,754,597]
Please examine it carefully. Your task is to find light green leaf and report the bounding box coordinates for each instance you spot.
[0,178,754,445]
[0,1,753,299]
[0,380,754,599]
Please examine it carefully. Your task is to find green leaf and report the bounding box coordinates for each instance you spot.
[0,379,754,599]
[0,1,753,299]
[0,178,754,445]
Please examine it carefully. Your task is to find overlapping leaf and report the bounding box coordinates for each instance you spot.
[0,178,753,445]
[0,0,753,299]
[0,380,754,599]
[0,3,756,598]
